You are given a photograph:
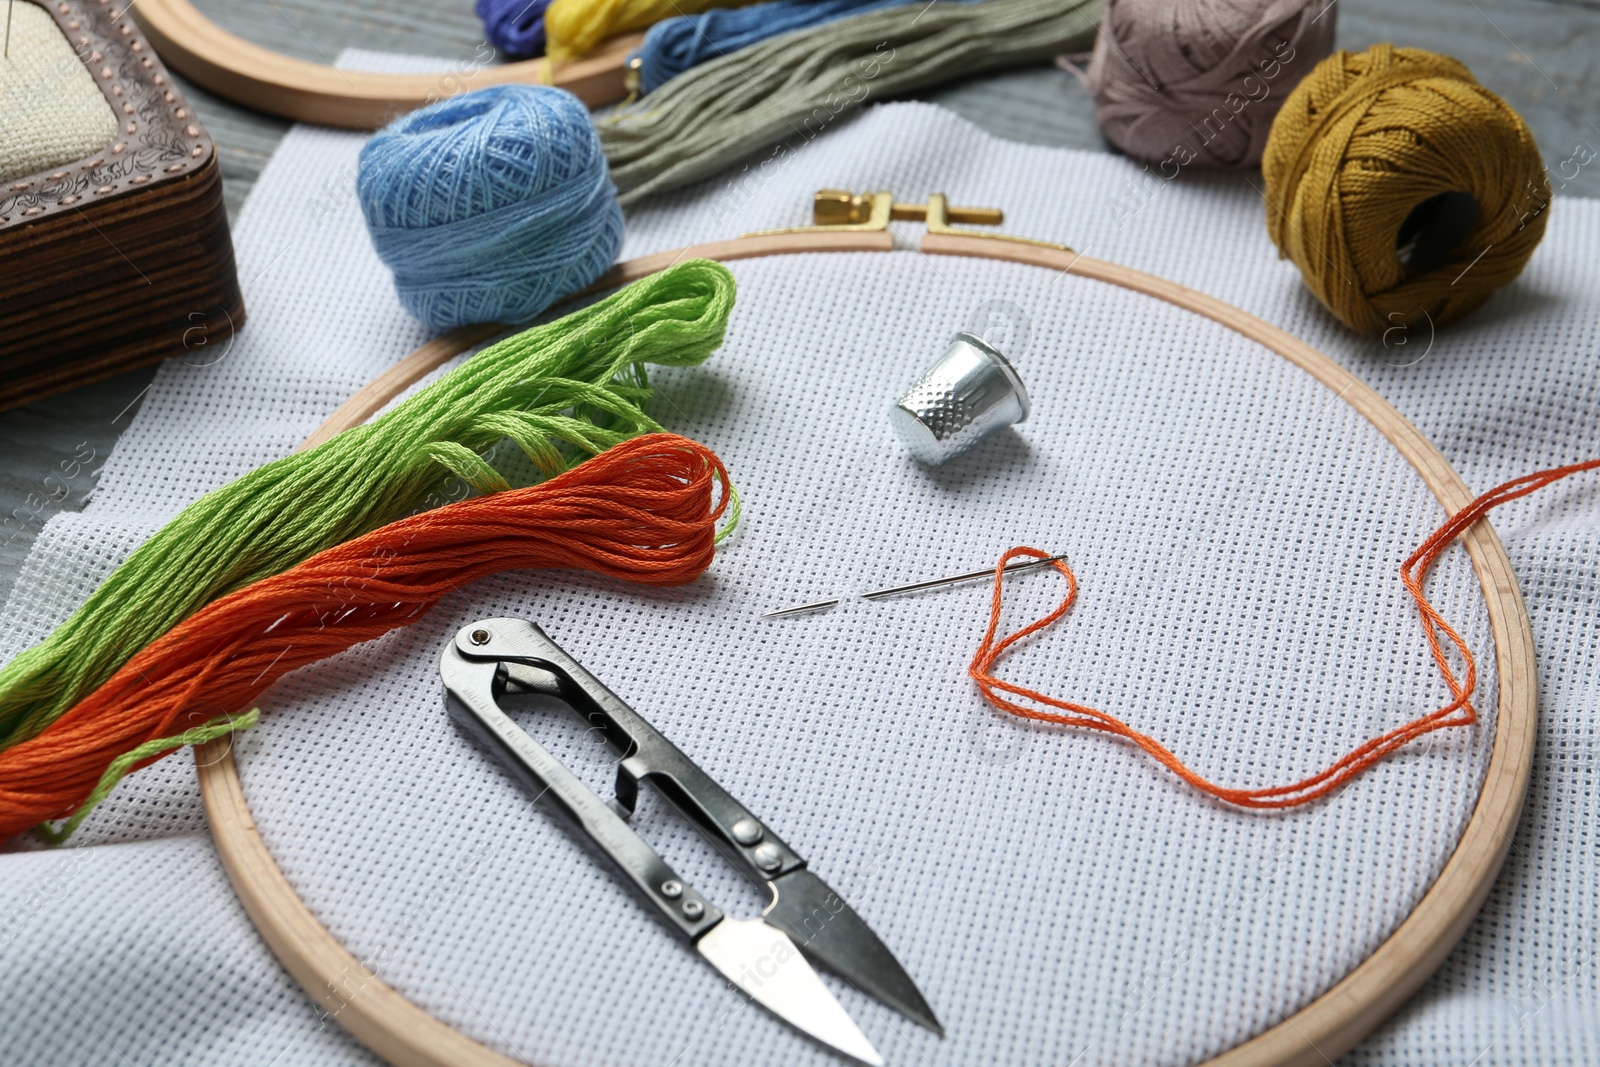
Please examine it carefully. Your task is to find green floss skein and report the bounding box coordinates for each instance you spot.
[0,259,736,751]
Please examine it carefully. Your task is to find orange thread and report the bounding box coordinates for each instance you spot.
[972,458,1600,808]
[0,434,731,840]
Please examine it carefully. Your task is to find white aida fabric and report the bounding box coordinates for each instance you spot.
[3,76,1599,1067]
[0,1,118,185]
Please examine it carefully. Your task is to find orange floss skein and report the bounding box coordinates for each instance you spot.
[0,434,732,840]
[974,458,1600,808]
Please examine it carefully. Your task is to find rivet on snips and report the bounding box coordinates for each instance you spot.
[889,331,1031,465]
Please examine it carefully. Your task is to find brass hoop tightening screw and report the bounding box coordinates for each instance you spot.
[813,189,1003,227]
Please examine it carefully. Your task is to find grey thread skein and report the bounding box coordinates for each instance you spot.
[357,85,625,330]
[1085,0,1336,169]
[598,0,1102,207]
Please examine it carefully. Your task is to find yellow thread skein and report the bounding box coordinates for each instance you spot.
[544,0,761,61]
[1262,44,1550,335]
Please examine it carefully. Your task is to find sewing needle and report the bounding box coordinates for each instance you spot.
[6,0,14,60]
[762,553,1068,619]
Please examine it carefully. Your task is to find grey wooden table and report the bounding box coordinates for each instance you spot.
[1,0,1595,603]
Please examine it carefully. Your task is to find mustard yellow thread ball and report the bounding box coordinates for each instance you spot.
[1262,44,1550,335]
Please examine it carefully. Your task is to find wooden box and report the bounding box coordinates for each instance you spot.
[0,0,242,409]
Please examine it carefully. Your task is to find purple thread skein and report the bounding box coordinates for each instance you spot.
[477,0,553,59]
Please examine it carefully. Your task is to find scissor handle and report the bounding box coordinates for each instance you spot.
[442,626,722,942]
[465,618,806,883]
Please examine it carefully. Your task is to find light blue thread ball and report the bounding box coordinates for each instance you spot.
[357,85,624,330]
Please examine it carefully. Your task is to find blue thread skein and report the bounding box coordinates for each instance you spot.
[635,0,913,94]
[476,0,551,59]
[357,85,623,331]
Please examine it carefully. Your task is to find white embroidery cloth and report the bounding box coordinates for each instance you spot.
[2,61,1596,1067]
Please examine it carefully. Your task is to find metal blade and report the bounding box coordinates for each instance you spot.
[765,869,943,1036]
[697,916,883,1066]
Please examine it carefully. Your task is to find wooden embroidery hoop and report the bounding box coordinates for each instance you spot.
[130,0,638,128]
[192,209,1537,1067]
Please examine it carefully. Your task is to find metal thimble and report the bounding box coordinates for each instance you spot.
[889,331,1031,465]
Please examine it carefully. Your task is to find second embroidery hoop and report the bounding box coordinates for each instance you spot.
[130,0,638,127]
[193,198,1536,1067]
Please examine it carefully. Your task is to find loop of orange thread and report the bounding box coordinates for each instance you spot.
[971,458,1600,808]
[0,434,732,840]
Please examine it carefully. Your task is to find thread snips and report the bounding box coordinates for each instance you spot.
[441,618,941,1064]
